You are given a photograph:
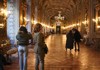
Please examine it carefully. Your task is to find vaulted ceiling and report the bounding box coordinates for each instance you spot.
[32,0,99,25]
[34,0,83,24]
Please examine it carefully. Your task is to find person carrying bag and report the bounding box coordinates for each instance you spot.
[33,23,48,70]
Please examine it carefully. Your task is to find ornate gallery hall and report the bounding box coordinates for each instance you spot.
[0,0,100,70]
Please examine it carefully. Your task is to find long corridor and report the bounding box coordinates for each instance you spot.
[4,34,100,70]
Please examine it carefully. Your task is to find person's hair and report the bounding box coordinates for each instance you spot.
[72,28,78,32]
[69,30,72,33]
[34,23,42,33]
[19,26,28,33]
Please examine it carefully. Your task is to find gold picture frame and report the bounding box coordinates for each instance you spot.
[96,4,100,32]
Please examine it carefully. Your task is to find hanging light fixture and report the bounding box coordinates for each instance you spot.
[55,11,64,20]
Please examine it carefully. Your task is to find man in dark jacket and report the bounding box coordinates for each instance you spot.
[72,28,82,51]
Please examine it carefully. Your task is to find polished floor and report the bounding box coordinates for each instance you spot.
[4,34,100,70]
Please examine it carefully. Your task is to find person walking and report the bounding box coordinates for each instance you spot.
[33,23,46,70]
[72,28,82,51]
[16,26,33,70]
[65,30,74,52]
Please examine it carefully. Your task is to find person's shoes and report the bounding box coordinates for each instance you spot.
[75,49,77,52]
[66,49,67,51]
[78,49,80,51]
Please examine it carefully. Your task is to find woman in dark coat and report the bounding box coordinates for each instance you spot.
[65,30,74,51]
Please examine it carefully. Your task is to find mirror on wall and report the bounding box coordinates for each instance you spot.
[95,4,100,33]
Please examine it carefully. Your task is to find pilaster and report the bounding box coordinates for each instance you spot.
[7,0,19,45]
[26,0,31,32]
[34,0,38,23]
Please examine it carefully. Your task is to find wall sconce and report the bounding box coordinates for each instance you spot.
[0,8,11,18]
[31,19,34,24]
[96,17,100,29]
[24,17,27,21]
[92,19,97,22]
[98,17,100,21]
[0,8,10,28]
[34,20,38,24]
[0,23,4,28]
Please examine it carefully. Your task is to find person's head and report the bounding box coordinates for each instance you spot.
[72,28,76,34]
[34,23,42,33]
[69,30,72,33]
[72,28,79,33]
[19,26,28,33]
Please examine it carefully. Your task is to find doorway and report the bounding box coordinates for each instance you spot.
[56,26,61,34]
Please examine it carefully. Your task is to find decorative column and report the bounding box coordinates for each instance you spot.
[84,0,94,45]
[80,6,85,35]
[26,0,31,32]
[34,0,38,23]
[42,12,45,33]
[88,0,94,38]
[7,0,19,46]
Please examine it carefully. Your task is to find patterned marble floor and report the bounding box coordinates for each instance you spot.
[4,34,100,70]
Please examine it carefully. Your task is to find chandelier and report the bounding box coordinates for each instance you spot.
[55,11,64,20]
